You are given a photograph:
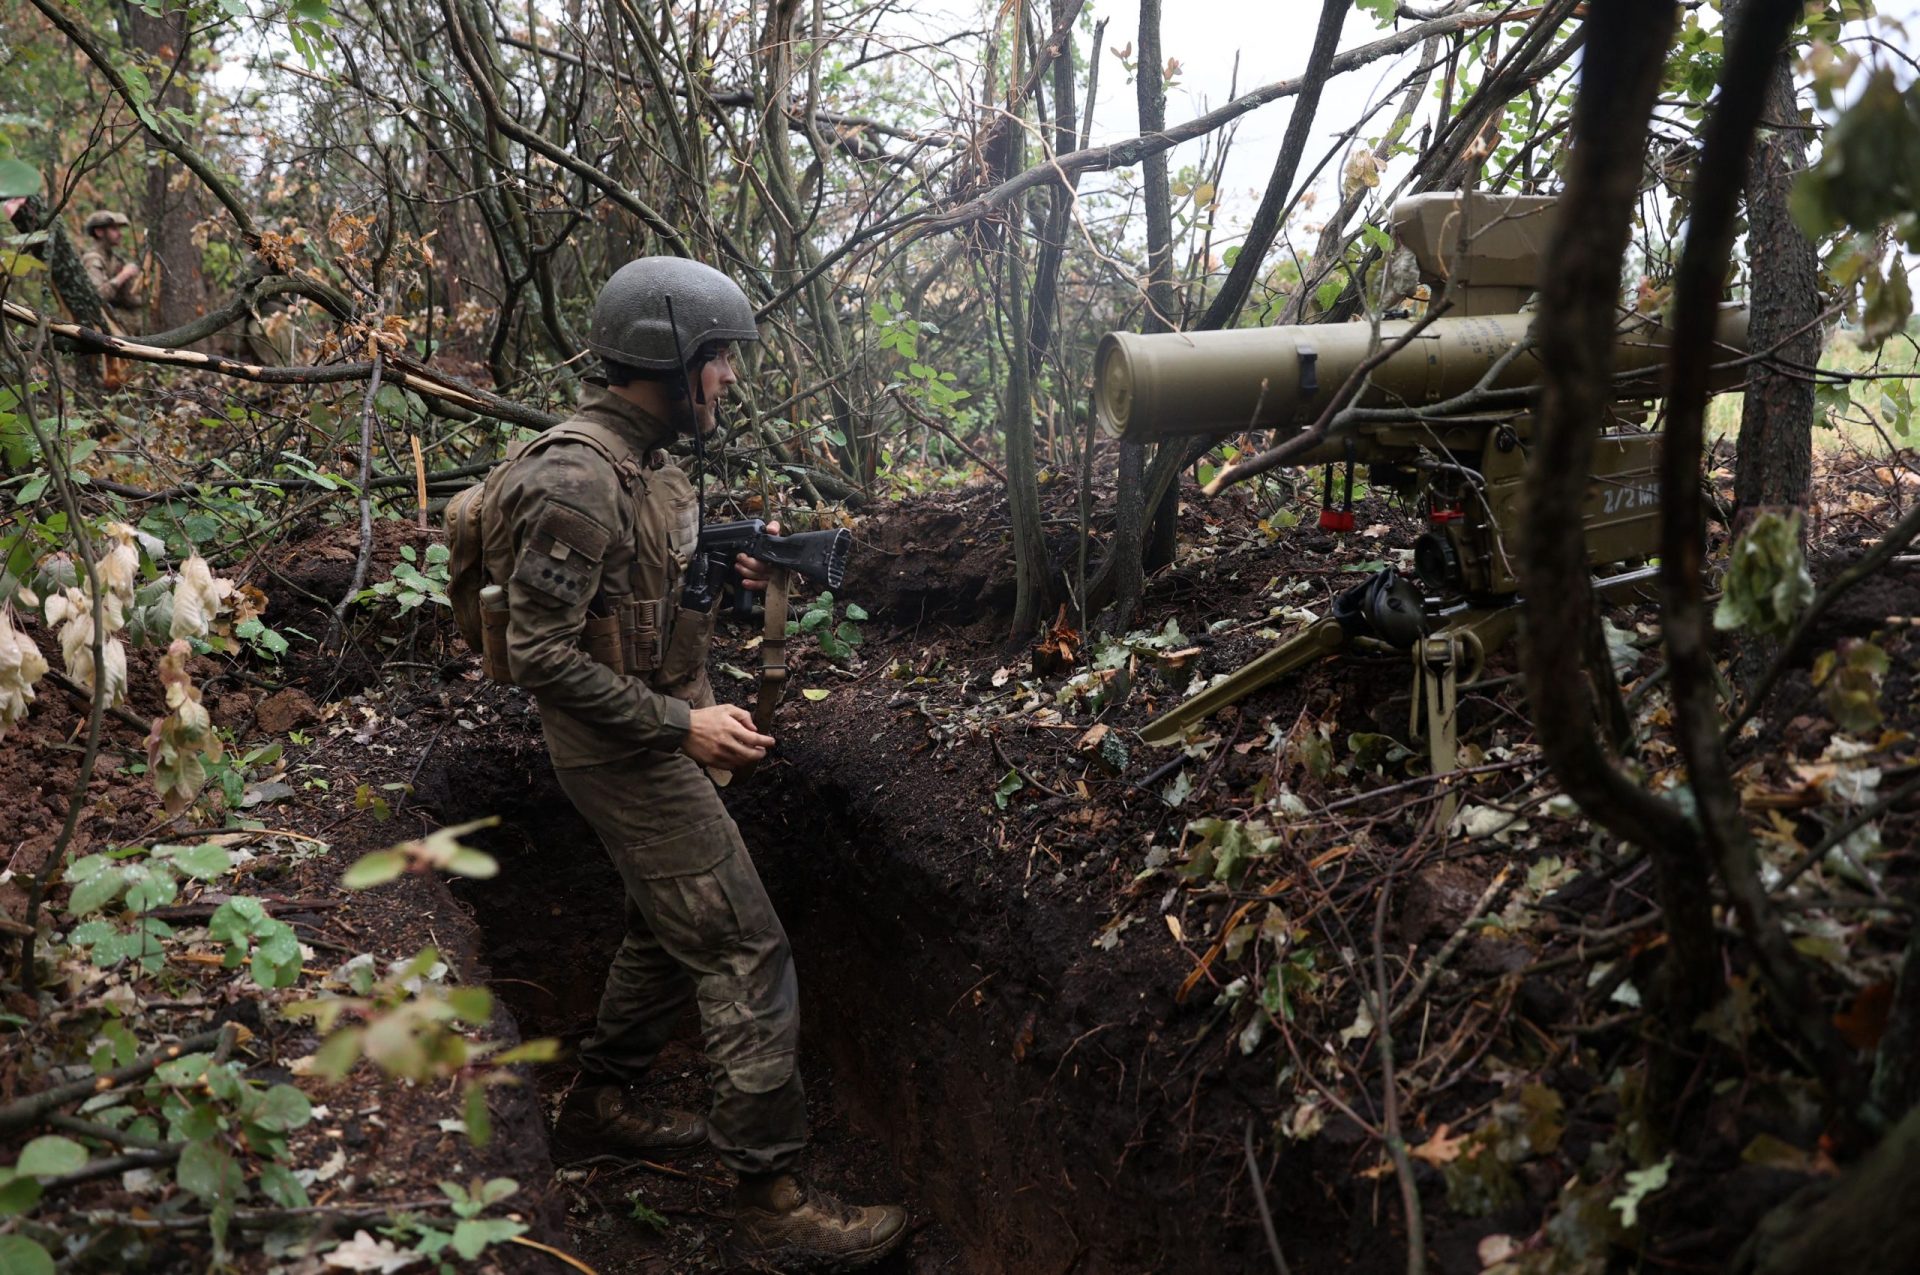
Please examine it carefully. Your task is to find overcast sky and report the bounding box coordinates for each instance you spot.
[1064,1,1920,241]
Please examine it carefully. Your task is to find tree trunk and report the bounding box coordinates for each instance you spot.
[1734,1104,1920,1275]
[120,1,206,335]
[1730,2,1820,521]
[997,2,1052,640]
[1095,0,1176,630]
[1522,0,1721,1026]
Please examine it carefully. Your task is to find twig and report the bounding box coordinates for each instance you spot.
[888,388,1008,484]
[1242,1117,1292,1275]
[46,668,151,734]
[410,434,428,529]
[4,316,107,997]
[326,346,384,651]
[1773,770,1920,896]
[507,1235,600,1274]
[991,733,1071,800]
[1727,496,1920,741]
[43,1147,180,1192]
[1373,873,1425,1275]
[77,1197,458,1232]
[0,1026,230,1137]
[45,1113,174,1151]
[1388,865,1513,1029]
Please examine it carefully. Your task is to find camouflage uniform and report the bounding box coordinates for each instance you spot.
[80,211,143,314]
[483,384,806,1176]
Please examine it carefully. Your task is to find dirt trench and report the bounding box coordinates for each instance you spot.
[405,714,1280,1274]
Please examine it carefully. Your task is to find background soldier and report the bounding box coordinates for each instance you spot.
[80,209,143,321]
[482,258,907,1271]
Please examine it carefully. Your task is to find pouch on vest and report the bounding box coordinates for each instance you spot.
[478,584,512,683]
[656,603,717,694]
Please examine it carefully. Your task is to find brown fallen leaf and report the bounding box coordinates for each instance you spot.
[1409,1123,1469,1167]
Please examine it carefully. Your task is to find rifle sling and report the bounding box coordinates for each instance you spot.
[717,567,790,786]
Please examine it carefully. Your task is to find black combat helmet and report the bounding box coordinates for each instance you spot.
[586,257,758,371]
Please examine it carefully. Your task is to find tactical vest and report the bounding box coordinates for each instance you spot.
[446,418,716,705]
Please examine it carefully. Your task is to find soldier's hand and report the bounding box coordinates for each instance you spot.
[682,704,775,768]
[736,520,780,591]
[113,263,140,284]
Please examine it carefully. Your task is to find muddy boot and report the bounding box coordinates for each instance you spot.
[553,1082,707,1159]
[726,1173,907,1271]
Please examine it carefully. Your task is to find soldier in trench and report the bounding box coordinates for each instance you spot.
[482,258,907,1270]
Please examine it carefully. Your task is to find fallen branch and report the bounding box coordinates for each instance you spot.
[1,299,559,431]
[0,1026,231,1138]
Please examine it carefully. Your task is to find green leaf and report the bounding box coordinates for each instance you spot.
[208,896,268,944]
[251,922,303,988]
[311,1027,363,1079]
[0,1236,54,1275]
[446,987,493,1024]
[1609,1155,1674,1230]
[0,1174,43,1216]
[15,1135,86,1177]
[341,849,407,889]
[0,159,40,199]
[1714,510,1813,637]
[843,602,870,621]
[156,1052,219,1086]
[451,1217,527,1261]
[802,688,831,701]
[445,847,499,879]
[178,1139,244,1249]
[464,1081,493,1147]
[67,865,126,917]
[258,1160,310,1209]
[121,864,178,912]
[162,843,233,880]
[249,1084,313,1133]
[493,1038,561,1064]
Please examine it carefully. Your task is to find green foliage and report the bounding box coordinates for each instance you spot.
[1183,816,1281,887]
[357,543,452,615]
[1814,638,1890,735]
[627,1193,672,1231]
[62,843,233,974]
[787,590,866,663]
[342,817,502,888]
[1714,511,1813,637]
[207,896,304,988]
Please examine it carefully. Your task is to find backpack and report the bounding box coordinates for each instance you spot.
[442,420,649,665]
[444,480,490,655]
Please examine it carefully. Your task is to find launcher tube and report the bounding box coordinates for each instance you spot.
[1094,308,1751,443]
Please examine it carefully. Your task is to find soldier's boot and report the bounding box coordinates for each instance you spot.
[725,1173,907,1271]
[553,1082,707,1158]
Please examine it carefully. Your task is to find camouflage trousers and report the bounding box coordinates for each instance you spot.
[554,753,807,1175]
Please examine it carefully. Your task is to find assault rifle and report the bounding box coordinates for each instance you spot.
[1095,191,1749,775]
[681,519,851,617]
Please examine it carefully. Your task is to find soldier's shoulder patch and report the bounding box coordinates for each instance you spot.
[510,501,611,607]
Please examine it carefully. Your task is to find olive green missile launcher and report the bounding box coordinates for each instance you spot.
[1096,192,1749,775]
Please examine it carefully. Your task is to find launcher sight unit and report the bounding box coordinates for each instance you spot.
[1096,192,1749,772]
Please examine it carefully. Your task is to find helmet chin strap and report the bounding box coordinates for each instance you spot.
[662,294,706,547]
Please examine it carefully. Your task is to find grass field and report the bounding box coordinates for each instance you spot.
[1707,328,1920,458]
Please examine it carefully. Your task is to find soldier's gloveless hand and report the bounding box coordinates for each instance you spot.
[682,704,775,768]
[735,519,781,591]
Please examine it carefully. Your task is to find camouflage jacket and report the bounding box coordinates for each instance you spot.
[80,247,142,311]
[483,385,717,768]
